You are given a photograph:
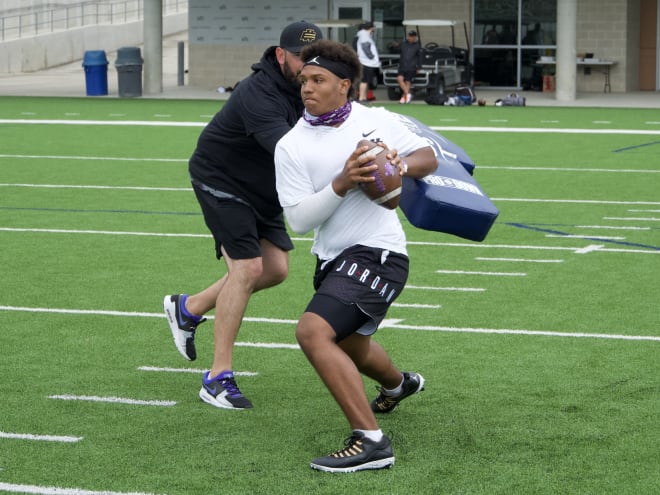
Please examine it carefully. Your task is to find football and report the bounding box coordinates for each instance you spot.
[356,139,402,209]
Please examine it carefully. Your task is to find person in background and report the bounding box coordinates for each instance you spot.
[274,39,437,472]
[163,20,322,411]
[355,21,380,102]
[396,30,422,103]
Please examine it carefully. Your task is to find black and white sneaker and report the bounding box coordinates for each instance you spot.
[371,372,425,413]
[199,371,253,410]
[163,294,206,361]
[310,432,394,473]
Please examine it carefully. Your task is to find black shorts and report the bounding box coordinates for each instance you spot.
[193,184,294,260]
[397,69,417,82]
[361,65,379,85]
[306,245,409,342]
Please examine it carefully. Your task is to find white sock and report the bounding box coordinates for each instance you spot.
[381,375,404,396]
[355,429,383,442]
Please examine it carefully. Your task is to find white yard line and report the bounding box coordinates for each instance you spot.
[1,305,657,343]
[0,482,164,495]
[0,432,82,443]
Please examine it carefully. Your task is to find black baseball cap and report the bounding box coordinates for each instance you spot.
[408,30,418,36]
[279,21,323,53]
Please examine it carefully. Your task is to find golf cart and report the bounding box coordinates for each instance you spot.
[381,19,473,101]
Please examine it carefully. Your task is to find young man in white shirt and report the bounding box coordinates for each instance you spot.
[274,40,437,473]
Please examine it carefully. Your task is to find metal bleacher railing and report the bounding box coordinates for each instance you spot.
[0,0,187,41]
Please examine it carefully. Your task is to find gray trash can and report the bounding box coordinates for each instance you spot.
[115,47,143,97]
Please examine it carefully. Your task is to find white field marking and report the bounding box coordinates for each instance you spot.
[628,209,660,213]
[430,125,660,135]
[478,165,660,173]
[153,114,172,117]
[391,302,442,309]
[0,482,164,495]
[109,113,127,117]
[437,269,526,276]
[3,119,659,135]
[0,305,299,325]
[48,395,176,406]
[1,229,657,255]
[492,198,660,205]
[387,322,660,342]
[2,182,659,204]
[646,121,660,124]
[540,120,560,123]
[236,341,299,349]
[576,225,650,231]
[1,305,657,343]
[138,366,261,374]
[2,158,657,175]
[488,119,509,123]
[0,227,210,238]
[475,257,564,263]
[406,285,486,292]
[0,431,82,443]
[592,120,612,124]
[0,118,205,127]
[0,155,186,163]
[545,234,625,240]
[575,244,605,254]
[604,216,660,221]
[64,113,80,116]
[0,227,660,254]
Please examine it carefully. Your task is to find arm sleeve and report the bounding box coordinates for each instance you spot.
[283,183,344,234]
[239,92,295,155]
[361,42,375,60]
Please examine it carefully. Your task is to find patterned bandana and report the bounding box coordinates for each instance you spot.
[303,100,352,127]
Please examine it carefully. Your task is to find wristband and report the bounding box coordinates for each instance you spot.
[400,159,409,175]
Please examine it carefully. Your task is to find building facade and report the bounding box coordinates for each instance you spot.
[187,0,659,94]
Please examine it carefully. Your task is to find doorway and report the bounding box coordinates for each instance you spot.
[640,0,659,90]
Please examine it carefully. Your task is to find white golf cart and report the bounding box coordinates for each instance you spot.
[381,19,473,101]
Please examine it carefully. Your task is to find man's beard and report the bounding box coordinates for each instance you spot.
[282,59,300,87]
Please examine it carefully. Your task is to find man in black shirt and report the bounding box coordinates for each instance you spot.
[396,30,422,103]
[163,21,322,410]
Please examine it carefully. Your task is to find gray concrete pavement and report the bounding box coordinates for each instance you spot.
[1,32,659,108]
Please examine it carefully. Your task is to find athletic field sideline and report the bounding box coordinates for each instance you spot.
[1,96,658,495]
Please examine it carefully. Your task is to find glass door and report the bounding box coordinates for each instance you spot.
[473,0,557,89]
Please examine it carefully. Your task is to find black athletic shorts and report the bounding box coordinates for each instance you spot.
[193,184,294,260]
[397,69,417,82]
[306,245,409,342]
[361,65,379,85]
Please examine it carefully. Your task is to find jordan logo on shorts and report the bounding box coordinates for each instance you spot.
[334,260,397,302]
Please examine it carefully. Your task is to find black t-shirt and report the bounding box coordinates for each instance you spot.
[398,41,422,72]
[188,46,304,219]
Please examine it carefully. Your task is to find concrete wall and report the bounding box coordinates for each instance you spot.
[0,11,186,73]
[188,44,264,90]
[576,0,639,92]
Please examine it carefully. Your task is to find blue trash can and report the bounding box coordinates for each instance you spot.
[82,50,109,96]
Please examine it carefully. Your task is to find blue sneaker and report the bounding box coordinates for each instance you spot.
[199,371,253,410]
[163,294,206,361]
